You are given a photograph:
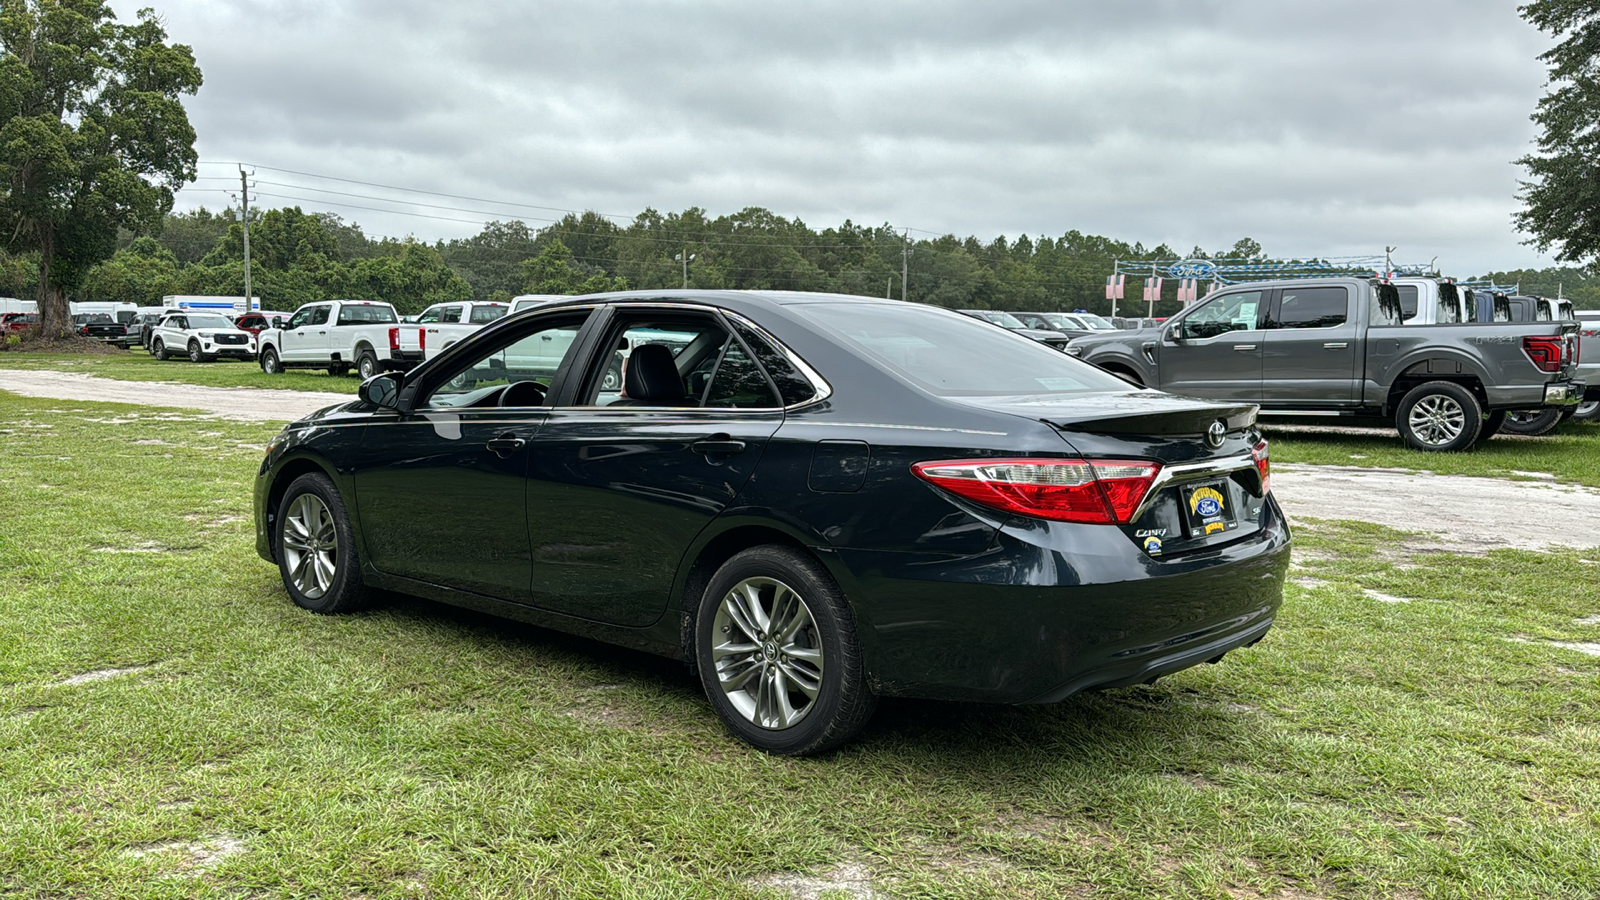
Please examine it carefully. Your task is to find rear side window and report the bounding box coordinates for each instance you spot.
[1276,287,1349,329]
[703,340,780,408]
[336,304,397,325]
[732,321,819,407]
[470,305,507,325]
[1396,285,1420,321]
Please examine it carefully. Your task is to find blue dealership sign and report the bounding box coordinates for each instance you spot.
[1167,259,1217,280]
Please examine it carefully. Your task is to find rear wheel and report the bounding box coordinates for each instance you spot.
[152,338,168,361]
[261,347,282,374]
[357,350,380,380]
[1395,381,1482,452]
[1500,408,1563,436]
[1574,400,1600,421]
[694,545,875,756]
[275,473,373,614]
[1480,410,1506,440]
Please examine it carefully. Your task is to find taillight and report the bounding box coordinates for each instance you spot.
[911,458,1161,524]
[1523,336,1565,373]
[388,327,400,351]
[418,328,426,352]
[1251,438,1272,496]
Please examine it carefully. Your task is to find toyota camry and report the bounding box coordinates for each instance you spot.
[254,290,1289,755]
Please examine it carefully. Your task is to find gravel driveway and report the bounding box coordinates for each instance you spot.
[6,369,1599,552]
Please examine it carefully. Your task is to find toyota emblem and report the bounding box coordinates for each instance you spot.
[1206,420,1227,449]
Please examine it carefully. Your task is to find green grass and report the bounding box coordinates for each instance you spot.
[1268,418,1600,488]
[3,392,1600,898]
[0,350,361,394]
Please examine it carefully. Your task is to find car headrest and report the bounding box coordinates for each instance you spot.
[624,343,685,401]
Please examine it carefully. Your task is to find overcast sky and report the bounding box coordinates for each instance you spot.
[111,0,1559,275]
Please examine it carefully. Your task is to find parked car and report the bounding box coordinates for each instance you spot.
[256,300,406,378]
[254,290,1288,756]
[956,309,1073,350]
[74,313,129,347]
[233,312,279,337]
[1067,277,1583,451]
[147,311,257,362]
[1,311,39,335]
[1009,312,1092,339]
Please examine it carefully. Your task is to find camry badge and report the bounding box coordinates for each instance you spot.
[1206,420,1227,449]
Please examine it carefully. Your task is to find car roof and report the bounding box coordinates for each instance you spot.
[510,289,921,319]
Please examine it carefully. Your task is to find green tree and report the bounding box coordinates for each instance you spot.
[346,242,472,314]
[1515,1,1600,268]
[521,239,627,295]
[0,1,201,335]
[78,234,178,303]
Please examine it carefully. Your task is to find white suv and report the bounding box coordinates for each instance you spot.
[148,312,258,362]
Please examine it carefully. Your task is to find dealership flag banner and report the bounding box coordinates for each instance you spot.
[1105,274,1125,300]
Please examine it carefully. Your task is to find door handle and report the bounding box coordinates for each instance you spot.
[1232,344,1257,351]
[486,434,527,458]
[1323,342,1349,349]
[691,435,746,456]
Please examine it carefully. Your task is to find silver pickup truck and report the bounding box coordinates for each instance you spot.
[1067,277,1583,451]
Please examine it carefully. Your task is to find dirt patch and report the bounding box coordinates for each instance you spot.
[125,834,246,874]
[751,862,877,899]
[53,665,150,687]
[0,370,349,422]
[1362,590,1413,604]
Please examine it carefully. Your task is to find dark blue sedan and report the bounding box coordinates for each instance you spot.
[254,291,1289,755]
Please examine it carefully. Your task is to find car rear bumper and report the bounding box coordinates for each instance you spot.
[831,497,1291,704]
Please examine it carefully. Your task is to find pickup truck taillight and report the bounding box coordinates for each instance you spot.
[1523,336,1566,373]
[911,458,1161,524]
[389,327,400,351]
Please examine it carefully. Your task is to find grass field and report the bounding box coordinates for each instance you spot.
[1268,418,1600,488]
[2,392,1598,898]
[0,350,362,395]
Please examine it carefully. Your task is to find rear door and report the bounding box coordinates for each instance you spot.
[1261,284,1360,404]
[1156,288,1266,401]
[524,306,785,627]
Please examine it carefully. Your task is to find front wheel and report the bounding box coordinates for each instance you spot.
[152,338,168,361]
[260,347,282,374]
[188,340,209,363]
[1395,381,1483,452]
[694,545,875,756]
[1500,408,1564,436]
[275,473,373,614]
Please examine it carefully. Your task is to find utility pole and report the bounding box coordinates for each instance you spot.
[1110,260,1118,318]
[674,247,695,288]
[1148,262,1157,317]
[901,229,912,302]
[239,167,253,309]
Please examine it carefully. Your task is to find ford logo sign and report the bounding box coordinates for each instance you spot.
[1168,260,1217,280]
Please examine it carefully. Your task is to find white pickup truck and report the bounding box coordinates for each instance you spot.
[401,300,510,362]
[257,300,413,379]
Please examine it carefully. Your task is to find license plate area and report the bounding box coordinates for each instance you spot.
[1181,480,1238,538]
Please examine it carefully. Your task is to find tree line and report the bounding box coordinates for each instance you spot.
[5,203,1591,316]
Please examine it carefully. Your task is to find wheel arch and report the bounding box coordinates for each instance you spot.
[263,453,344,563]
[1385,369,1487,417]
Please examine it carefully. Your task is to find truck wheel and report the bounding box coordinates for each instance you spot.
[152,338,168,361]
[357,350,379,380]
[1480,410,1506,440]
[261,347,283,374]
[1574,400,1600,421]
[602,360,623,391]
[1396,381,1483,452]
[1500,408,1563,436]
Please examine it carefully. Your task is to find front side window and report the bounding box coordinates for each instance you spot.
[1276,287,1349,329]
[308,306,331,327]
[286,308,313,330]
[1180,291,1262,340]
[425,313,592,408]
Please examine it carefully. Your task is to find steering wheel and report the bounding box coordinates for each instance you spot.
[498,380,547,407]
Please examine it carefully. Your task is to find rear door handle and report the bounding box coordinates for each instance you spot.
[486,434,527,458]
[1233,344,1257,351]
[691,435,746,456]
[1323,342,1349,349]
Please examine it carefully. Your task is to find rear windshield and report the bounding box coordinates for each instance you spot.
[336,304,398,325]
[795,302,1132,396]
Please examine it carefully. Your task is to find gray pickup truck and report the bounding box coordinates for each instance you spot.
[1067,277,1583,451]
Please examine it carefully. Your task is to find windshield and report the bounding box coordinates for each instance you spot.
[1076,315,1117,330]
[975,311,1027,328]
[188,315,234,330]
[796,302,1133,397]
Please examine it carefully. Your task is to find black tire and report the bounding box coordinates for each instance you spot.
[260,347,282,374]
[188,340,210,363]
[1480,410,1506,440]
[1500,408,1564,436]
[1558,407,1577,423]
[275,473,373,614]
[694,545,875,756]
[1574,400,1600,421]
[602,360,623,392]
[152,338,168,361]
[1395,381,1483,452]
[357,350,380,380]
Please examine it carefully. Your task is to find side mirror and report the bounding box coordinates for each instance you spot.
[1165,324,1185,343]
[359,372,402,410]
[271,316,286,328]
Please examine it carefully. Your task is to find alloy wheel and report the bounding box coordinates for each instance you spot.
[1408,395,1465,447]
[281,492,339,600]
[711,577,824,730]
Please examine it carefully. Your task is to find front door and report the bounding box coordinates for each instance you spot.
[525,309,785,627]
[1157,288,1266,401]
[280,305,330,363]
[350,311,596,601]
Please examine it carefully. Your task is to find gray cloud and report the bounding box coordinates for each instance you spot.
[120,0,1558,273]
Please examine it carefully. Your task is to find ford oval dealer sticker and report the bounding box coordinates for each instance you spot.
[1190,486,1224,518]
